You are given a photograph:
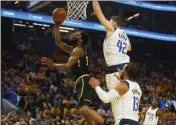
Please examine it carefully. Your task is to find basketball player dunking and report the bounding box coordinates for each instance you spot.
[92,0,131,122]
[41,23,104,124]
[89,63,142,125]
[140,97,165,125]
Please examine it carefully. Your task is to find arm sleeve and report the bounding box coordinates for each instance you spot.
[95,86,119,103]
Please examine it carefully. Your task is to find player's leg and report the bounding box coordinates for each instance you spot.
[105,72,121,122]
[105,72,120,91]
[80,105,104,124]
[77,76,104,124]
[85,115,94,125]
[106,63,127,90]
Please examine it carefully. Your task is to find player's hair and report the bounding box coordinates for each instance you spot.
[125,63,140,81]
[110,16,127,27]
[81,32,89,47]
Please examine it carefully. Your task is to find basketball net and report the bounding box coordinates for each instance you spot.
[67,0,89,21]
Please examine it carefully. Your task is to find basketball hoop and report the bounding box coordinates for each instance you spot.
[67,0,89,20]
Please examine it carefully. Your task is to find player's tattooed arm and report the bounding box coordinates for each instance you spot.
[41,47,83,71]
[92,0,114,32]
[55,24,73,54]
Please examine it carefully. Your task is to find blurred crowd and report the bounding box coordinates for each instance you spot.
[1,38,176,125]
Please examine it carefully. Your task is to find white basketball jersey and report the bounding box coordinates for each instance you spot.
[115,80,142,124]
[143,107,159,125]
[103,28,130,66]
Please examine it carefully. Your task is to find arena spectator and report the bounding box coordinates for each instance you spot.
[1,37,176,125]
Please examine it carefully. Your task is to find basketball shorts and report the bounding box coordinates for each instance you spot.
[105,63,128,121]
[75,74,95,109]
[106,63,127,90]
[118,119,139,125]
[105,72,120,121]
[105,72,120,90]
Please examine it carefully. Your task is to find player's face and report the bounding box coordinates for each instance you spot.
[70,32,82,46]
[73,32,82,40]
[152,98,159,107]
[110,19,116,28]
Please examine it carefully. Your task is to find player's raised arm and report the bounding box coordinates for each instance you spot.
[55,24,73,54]
[92,0,114,32]
[41,47,83,71]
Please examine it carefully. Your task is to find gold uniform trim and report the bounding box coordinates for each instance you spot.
[75,74,89,84]
[84,99,93,104]
[78,78,85,101]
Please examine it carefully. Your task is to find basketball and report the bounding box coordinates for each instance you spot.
[52,8,67,23]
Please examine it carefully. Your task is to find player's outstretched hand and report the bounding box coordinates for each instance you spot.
[41,57,54,67]
[89,77,100,88]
